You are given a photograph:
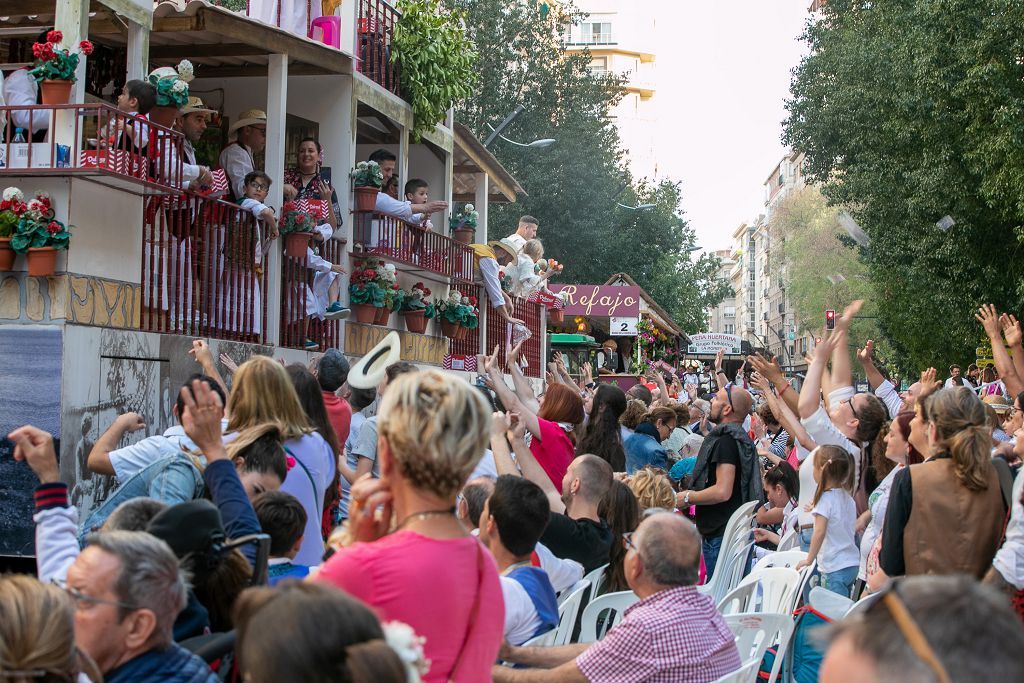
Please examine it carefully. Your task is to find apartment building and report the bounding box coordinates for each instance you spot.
[705,249,737,335]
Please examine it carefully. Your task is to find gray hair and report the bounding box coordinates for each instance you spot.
[637,513,701,587]
[87,531,188,647]
[826,576,1024,683]
[104,498,168,532]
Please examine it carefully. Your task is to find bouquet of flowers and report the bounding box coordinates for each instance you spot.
[535,258,564,275]
[448,203,479,231]
[0,187,29,238]
[461,294,480,329]
[401,282,436,318]
[278,202,317,235]
[29,31,94,83]
[351,160,384,189]
[10,191,72,253]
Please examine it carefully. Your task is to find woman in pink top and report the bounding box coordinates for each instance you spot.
[317,370,502,682]
[485,350,584,492]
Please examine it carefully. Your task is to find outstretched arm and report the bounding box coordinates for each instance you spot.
[799,332,842,419]
[856,339,886,391]
[1001,314,1024,383]
[830,300,862,389]
[508,418,564,513]
[977,305,1023,397]
[749,353,799,416]
[486,346,541,439]
[506,341,541,413]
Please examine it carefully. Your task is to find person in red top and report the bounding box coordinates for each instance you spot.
[313,349,352,448]
[485,346,584,492]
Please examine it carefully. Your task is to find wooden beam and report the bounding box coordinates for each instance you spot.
[453,164,480,175]
[90,16,202,35]
[176,63,330,79]
[149,43,266,59]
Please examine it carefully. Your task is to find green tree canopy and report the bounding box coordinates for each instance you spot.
[784,0,1024,371]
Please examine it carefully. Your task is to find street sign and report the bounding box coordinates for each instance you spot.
[688,333,742,355]
[610,317,639,336]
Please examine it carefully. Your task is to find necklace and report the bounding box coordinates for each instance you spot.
[395,507,456,531]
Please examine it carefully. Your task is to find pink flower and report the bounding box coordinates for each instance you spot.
[79,40,94,56]
[46,30,63,45]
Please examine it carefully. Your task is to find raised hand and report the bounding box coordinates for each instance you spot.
[919,367,941,399]
[115,412,146,434]
[976,304,1002,338]
[347,475,394,544]
[8,425,60,484]
[179,379,225,457]
[189,339,215,368]
[507,340,526,370]
[714,348,725,374]
[220,353,239,375]
[1001,314,1023,348]
[508,412,527,442]
[748,353,784,385]
[490,411,511,438]
[838,299,864,330]
[857,339,875,365]
[749,371,772,394]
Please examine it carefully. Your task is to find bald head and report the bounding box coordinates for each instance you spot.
[570,454,613,504]
[712,384,752,425]
[636,513,701,587]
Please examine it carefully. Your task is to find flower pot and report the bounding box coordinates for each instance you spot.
[374,306,391,325]
[149,105,179,128]
[548,308,564,324]
[40,79,73,105]
[402,309,428,334]
[456,325,470,341]
[284,231,313,258]
[0,238,14,271]
[353,303,378,324]
[452,227,475,245]
[440,319,461,339]
[354,186,379,212]
[26,247,58,277]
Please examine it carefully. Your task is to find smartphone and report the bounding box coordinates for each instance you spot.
[319,166,332,186]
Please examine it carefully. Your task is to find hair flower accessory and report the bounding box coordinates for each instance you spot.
[382,621,429,682]
[176,59,195,82]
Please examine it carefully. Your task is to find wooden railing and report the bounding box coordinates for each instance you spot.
[280,233,345,351]
[355,0,401,95]
[142,193,268,342]
[351,210,475,283]
[0,103,184,191]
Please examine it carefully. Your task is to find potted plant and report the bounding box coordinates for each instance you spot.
[458,294,480,340]
[349,263,386,323]
[435,289,464,339]
[28,31,94,105]
[378,280,404,325]
[351,160,384,212]
[448,203,478,244]
[278,202,317,258]
[399,282,436,334]
[10,191,71,276]
[0,187,28,271]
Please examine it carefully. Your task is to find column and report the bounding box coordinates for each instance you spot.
[52,0,88,149]
[473,172,488,244]
[264,54,288,345]
[126,21,149,81]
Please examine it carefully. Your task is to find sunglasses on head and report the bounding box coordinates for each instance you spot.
[865,579,951,683]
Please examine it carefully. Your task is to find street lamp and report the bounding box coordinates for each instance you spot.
[683,245,702,253]
[484,121,556,149]
[615,202,656,210]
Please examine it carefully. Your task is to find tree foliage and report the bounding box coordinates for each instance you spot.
[784,0,1024,371]
[453,0,728,333]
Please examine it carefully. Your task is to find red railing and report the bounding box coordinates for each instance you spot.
[280,233,345,351]
[485,294,544,378]
[355,0,401,95]
[447,284,483,360]
[351,211,475,283]
[142,193,268,342]
[0,103,183,190]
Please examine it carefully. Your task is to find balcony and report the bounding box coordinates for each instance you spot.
[355,0,401,96]
[0,104,184,193]
[351,210,475,283]
[446,284,544,379]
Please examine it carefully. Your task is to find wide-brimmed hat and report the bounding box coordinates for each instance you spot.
[348,331,401,389]
[180,96,216,117]
[489,240,518,260]
[983,394,1012,414]
[229,109,268,134]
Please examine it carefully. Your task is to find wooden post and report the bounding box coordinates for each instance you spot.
[52,0,88,150]
[264,53,288,346]
[126,21,149,80]
[473,172,488,243]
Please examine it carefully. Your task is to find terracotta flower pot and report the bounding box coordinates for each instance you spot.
[452,227,475,245]
[440,319,461,339]
[0,237,15,271]
[284,231,313,258]
[402,309,427,334]
[548,308,565,324]
[26,247,58,277]
[354,186,379,212]
[456,325,470,340]
[40,79,73,105]
[352,303,378,324]
[374,306,391,325]
[149,105,179,128]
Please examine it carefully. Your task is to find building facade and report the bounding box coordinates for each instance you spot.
[562,0,658,178]
[705,249,737,336]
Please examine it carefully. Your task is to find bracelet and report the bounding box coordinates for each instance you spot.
[778,382,791,397]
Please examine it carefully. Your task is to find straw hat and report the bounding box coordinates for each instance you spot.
[982,394,1012,414]
[347,331,401,389]
[489,240,518,260]
[180,96,216,117]
[229,109,268,134]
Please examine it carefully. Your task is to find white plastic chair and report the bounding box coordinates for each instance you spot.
[718,580,758,616]
[724,612,794,683]
[777,529,802,551]
[557,578,589,605]
[580,563,608,599]
[577,590,638,643]
[699,501,759,596]
[551,581,589,646]
[711,660,761,683]
[751,550,807,573]
[737,567,802,615]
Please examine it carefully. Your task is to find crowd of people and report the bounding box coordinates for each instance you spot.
[2,295,1024,682]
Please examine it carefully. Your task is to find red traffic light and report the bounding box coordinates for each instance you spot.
[825,309,836,330]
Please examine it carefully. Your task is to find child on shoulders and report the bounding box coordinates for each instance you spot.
[254,490,311,585]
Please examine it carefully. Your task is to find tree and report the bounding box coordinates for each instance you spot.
[453,0,728,333]
[784,0,1024,371]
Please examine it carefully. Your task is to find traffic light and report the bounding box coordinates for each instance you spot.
[825,309,836,330]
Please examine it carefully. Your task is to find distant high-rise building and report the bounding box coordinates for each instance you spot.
[562,0,658,177]
[706,249,737,336]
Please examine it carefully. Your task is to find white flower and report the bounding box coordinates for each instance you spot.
[448,290,461,303]
[384,263,396,273]
[356,161,367,169]
[382,621,429,682]
[367,160,380,168]
[176,59,195,82]
[464,203,474,212]
[171,80,188,93]
[3,187,24,202]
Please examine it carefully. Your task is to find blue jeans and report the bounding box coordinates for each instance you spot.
[821,566,858,598]
[799,526,813,552]
[702,535,724,580]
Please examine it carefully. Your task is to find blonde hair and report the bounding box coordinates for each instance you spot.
[378,369,491,499]
[811,445,855,506]
[629,467,676,511]
[927,387,993,491]
[227,355,311,440]
[523,238,544,260]
[0,575,97,683]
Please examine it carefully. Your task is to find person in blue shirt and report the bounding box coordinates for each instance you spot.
[624,406,676,474]
[254,490,311,584]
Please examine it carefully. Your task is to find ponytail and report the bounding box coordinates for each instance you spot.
[345,640,408,683]
[928,387,993,491]
[811,445,855,506]
[947,423,991,491]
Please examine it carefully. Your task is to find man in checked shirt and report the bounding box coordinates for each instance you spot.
[494,512,742,683]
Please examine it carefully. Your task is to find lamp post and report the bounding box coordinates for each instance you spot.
[615,202,656,211]
[484,119,556,149]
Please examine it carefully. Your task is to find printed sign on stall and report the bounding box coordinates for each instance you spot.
[687,333,743,355]
[610,317,639,336]
[548,285,641,318]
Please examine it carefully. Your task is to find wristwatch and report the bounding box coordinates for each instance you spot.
[683,490,691,505]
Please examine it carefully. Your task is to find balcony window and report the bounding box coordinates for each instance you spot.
[589,56,609,75]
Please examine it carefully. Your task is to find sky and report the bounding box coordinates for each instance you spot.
[647,1,811,252]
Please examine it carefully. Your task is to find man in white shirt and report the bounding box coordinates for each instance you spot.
[944,364,966,388]
[367,148,447,220]
[3,68,48,139]
[503,215,539,252]
[176,96,215,191]
[219,109,267,200]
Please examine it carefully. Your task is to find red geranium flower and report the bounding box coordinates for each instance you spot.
[393,284,400,290]
[79,40,94,56]
[422,287,431,296]
[46,30,63,44]
[46,221,61,235]
[468,296,478,306]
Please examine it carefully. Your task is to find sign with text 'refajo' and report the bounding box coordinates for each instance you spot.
[687,333,743,355]
[548,285,641,318]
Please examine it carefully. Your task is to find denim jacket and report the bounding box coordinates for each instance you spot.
[624,424,669,474]
[79,454,204,541]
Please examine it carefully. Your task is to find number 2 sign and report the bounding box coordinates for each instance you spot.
[610,317,639,336]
